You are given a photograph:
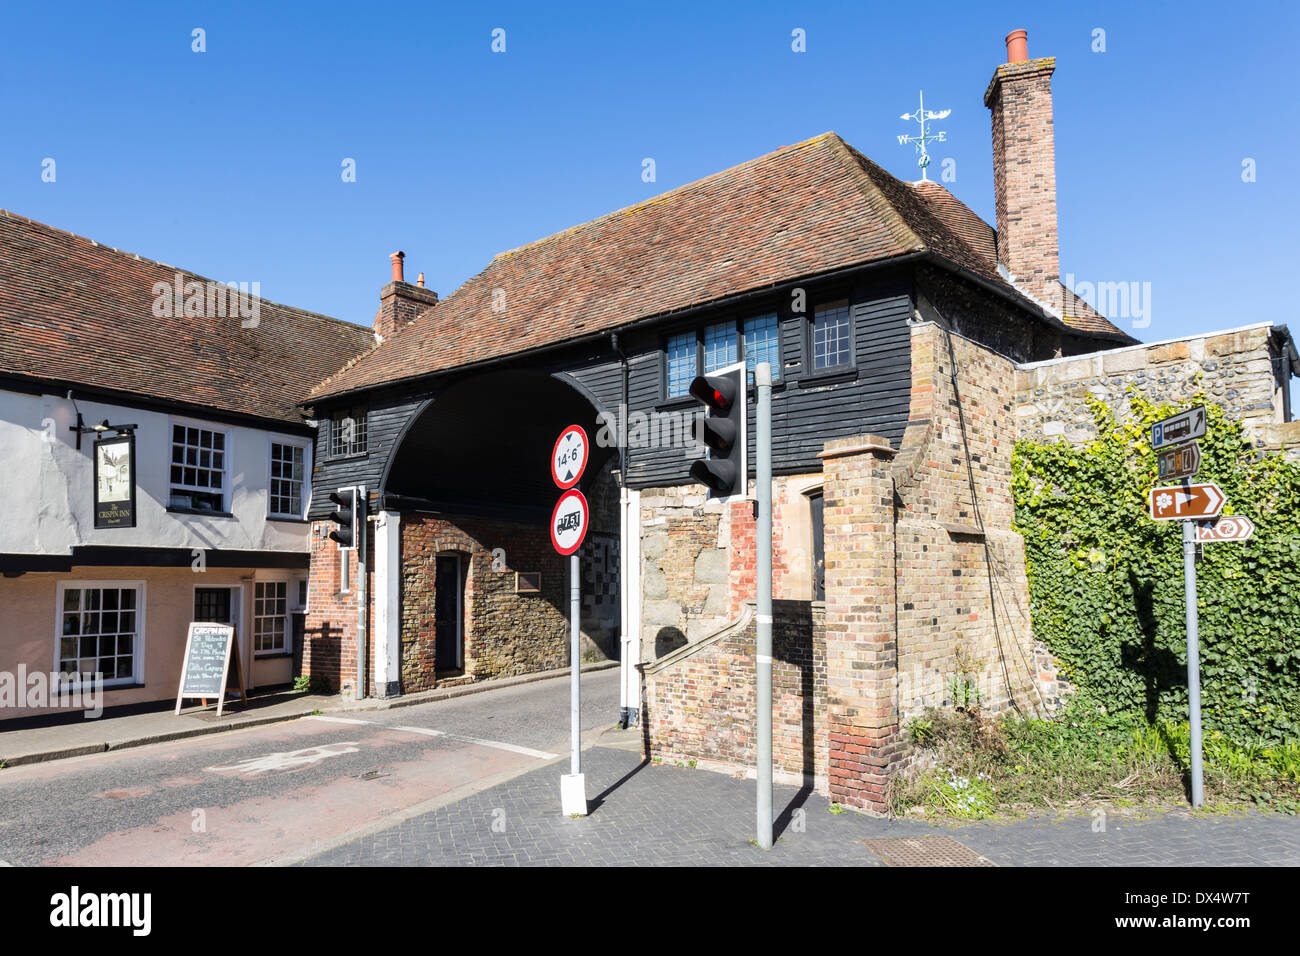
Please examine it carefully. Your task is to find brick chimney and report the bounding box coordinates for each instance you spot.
[984,29,1059,304]
[373,250,438,341]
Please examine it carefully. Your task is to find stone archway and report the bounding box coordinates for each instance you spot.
[378,367,621,691]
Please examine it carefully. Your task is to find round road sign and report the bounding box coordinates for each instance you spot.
[550,489,589,555]
[551,425,589,489]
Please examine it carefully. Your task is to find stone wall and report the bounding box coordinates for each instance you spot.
[642,600,826,785]
[1016,323,1288,452]
[639,475,824,662]
[399,515,570,690]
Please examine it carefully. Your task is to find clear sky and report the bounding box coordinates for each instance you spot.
[2,0,1297,357]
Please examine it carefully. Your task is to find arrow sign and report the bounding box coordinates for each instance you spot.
[1149,482,1226,521]
[1157,442,1202,481]
[1151,406,1207,450]
[1195,515,1255,543]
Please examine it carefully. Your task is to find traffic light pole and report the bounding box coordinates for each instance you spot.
[755,362,773,850]
[1183,518,1204,807]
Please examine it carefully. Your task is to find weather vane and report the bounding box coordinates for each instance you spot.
[897,91,950,181]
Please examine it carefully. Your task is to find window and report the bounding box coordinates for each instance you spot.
[254,581,288,654]
[744,313,781,380]
[330,407,368,458]
[666,332,696,398]
[170,424,227,512]
[667,315,784,397]
[703,321,738,374]
[812,300,852,371]
[194,587,233,624]
[269,441,306,518]
[57,583,141,685]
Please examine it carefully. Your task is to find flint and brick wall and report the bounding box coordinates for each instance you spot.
[1016,323,1296,462]
[639,476,822,661]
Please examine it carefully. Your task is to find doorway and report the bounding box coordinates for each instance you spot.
[809,492,826,602]
[434,554,466,673]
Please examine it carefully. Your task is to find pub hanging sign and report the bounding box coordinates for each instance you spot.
[94,433,137,529]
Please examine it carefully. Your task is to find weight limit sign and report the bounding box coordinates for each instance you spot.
[550,488,589,556]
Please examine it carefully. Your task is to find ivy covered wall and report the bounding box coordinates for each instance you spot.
[1013,392,1300,747]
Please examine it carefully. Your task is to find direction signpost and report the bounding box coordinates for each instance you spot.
[1150,405,1206,450]
[1196,515,1255,543]
[550,426,590,817]
[1157,442,1201,481]
[1148,481,1225,521]
[1146,407,1253,809]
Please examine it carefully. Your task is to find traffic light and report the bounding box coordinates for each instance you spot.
[688,362,746,499]
[328,488,362,550]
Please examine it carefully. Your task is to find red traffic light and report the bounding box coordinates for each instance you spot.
[689,374,736,411]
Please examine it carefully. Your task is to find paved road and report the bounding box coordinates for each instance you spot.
[303,744,1300,867]
[0,669,620,866]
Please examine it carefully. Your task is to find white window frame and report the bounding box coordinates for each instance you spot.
[267,434,312,520]
[329,406,369,459]
[252,575,293,657]
[53,580,147,690]
[168,416,232,514]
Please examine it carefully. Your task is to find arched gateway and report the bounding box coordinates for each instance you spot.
[300,366,622,701]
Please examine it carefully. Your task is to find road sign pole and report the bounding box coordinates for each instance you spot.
[755,362,773,850]
[1183,518,1205,808]
[571,551,580,777]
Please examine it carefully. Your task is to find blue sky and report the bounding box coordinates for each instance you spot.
[2,0,1297,355]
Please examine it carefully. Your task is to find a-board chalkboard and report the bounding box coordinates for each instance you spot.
[175,622,245,716]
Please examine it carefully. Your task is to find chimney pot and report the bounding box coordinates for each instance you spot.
[417,271,425,288]
[1005,28,1029,63]
[390,250,405,283]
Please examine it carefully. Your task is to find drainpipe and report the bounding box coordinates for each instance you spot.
[611,332,633,728]
[356,485,368,700]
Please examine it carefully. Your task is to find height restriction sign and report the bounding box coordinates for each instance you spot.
[551,425,588,489]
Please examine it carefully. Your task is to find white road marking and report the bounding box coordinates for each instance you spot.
[304,713,558,761]
[205,741,362,776]
[390,725,557,760]
[391,725,446,738]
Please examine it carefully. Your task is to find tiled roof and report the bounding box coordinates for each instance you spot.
[314,131,1132,401]
[0,210,374,424]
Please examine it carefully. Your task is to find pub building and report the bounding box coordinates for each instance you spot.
[0,209,372,718]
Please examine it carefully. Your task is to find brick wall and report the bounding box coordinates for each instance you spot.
[642,600,826,784]
[301,520,374,697]
[893,323,1049,719]
[637,322,1053,813]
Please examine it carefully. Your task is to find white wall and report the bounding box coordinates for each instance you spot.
[0,388,312,556]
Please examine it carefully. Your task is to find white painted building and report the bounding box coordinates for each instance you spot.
[0,209,373,719]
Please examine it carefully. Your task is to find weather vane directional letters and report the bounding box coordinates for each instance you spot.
[897,91,950,181]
